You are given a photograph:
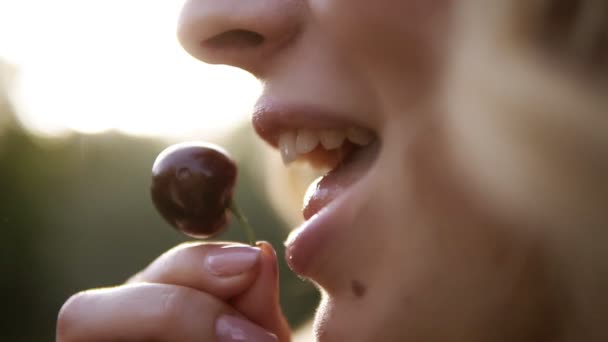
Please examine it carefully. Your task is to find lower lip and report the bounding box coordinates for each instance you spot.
[285,141,378,275]
[285,190,356,276]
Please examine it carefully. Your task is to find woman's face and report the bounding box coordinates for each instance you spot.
[177,0,572,340]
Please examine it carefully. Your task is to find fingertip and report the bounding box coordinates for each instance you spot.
[231,241,290,340]
[255,241,275,253]
[257,241,278,263]
[127,242,263,300]
[204,244,262,278]
[57,291,83,341]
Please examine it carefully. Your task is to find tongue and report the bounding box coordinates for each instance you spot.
[302,141,379,220]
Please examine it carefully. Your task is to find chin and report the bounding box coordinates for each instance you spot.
[312,297,382,342]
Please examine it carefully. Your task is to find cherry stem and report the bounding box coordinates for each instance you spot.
[229,201,256,246]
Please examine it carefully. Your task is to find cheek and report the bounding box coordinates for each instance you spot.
[309,0,453,106]
[309,0,452,56]
[317,121,562,340]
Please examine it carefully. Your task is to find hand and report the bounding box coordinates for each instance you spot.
[56,241,291,342]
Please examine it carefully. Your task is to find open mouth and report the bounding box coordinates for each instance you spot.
[252,102,380,274]
[278,127,377,220]
[252,104,379,221]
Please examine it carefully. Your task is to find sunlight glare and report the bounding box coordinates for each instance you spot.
[0,0,262,139]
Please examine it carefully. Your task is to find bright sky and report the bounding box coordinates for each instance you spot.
[0,0,261,139]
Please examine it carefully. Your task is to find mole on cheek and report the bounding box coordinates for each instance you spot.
[351,280,367,298]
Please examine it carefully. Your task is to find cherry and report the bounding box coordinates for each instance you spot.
[150,142,255,243]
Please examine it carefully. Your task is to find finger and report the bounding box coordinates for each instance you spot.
[128,242,261,300]
[231,241,292,342]
[57,283,278,342]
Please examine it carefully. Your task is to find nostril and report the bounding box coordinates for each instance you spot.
[177,0,302,72]
[203,29,265,50]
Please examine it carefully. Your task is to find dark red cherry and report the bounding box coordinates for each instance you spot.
[151,142,237,238]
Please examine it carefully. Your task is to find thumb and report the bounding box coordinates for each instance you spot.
[230,241,291,342]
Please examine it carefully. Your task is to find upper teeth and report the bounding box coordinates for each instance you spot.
[278,127,374,165]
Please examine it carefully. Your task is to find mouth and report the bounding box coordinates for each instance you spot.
[252,100,380,274]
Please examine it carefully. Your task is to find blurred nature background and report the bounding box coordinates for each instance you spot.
[0,1,318,341]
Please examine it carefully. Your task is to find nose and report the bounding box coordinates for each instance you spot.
[177,0,302,75]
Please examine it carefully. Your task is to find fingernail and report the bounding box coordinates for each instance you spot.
[216,315,278,342]
[205,246,261,277]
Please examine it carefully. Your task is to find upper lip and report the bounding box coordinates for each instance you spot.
[252,97,382,278]
[251,98,373,148]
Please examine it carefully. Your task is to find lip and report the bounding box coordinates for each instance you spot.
[251,97,379,276]
[302,139,379,220]
[252,98,372,148]
[284,195,346,276]
[284,162,374,276]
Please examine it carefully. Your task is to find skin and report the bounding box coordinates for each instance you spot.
[57,0,608,341]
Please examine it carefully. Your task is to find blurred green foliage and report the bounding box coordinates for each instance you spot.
[0,65,318,341]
